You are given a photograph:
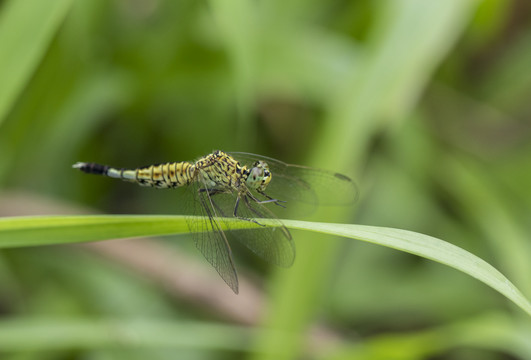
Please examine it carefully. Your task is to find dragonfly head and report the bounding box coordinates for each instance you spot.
[245,161,272,191]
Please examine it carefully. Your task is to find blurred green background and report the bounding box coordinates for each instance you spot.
[1,0,531,359]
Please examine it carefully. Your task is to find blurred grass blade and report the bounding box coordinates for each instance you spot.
[263,1,482,358]
[0,215,530,317]
[0,0,73,126]
[0,318,266,351]
[325,312,531,360]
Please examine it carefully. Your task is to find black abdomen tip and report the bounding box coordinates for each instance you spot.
[73,162,109,175]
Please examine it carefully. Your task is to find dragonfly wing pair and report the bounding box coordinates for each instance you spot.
[187,176,295,294]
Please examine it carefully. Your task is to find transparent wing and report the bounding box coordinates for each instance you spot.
[230,152,358,206]
[186,181,239,294]
[207,190,296,268]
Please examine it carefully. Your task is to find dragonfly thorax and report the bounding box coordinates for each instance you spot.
[244,160,272,192]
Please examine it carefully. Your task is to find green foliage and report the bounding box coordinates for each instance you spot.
[1,215,530,317]
[0,0,73,126]
[1,0,531,359]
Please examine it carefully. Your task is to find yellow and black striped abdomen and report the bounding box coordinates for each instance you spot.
[73,161,195,189]
[133,162,194,188]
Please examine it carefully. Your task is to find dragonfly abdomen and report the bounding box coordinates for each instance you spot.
[135,162,194,188]
[73,161,194,189]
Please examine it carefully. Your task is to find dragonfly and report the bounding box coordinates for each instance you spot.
[73,150,358,293]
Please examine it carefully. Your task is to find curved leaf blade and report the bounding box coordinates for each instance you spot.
[282,220,531,318]
[0,0,73,126]
[0,215,529,317]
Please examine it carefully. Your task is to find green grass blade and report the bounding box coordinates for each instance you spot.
[325,312,531,360]
[0,215,190,247]
[0,318,262,352]
[0,215,530,317]
[0,0,73,126]
[282,220,531,318]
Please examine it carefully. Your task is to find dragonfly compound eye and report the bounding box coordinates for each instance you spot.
[246,161,271,191]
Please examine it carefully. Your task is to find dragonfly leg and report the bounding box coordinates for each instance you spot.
[233,196,240,217]
[233,195,266,227]
[255,190,287,208]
